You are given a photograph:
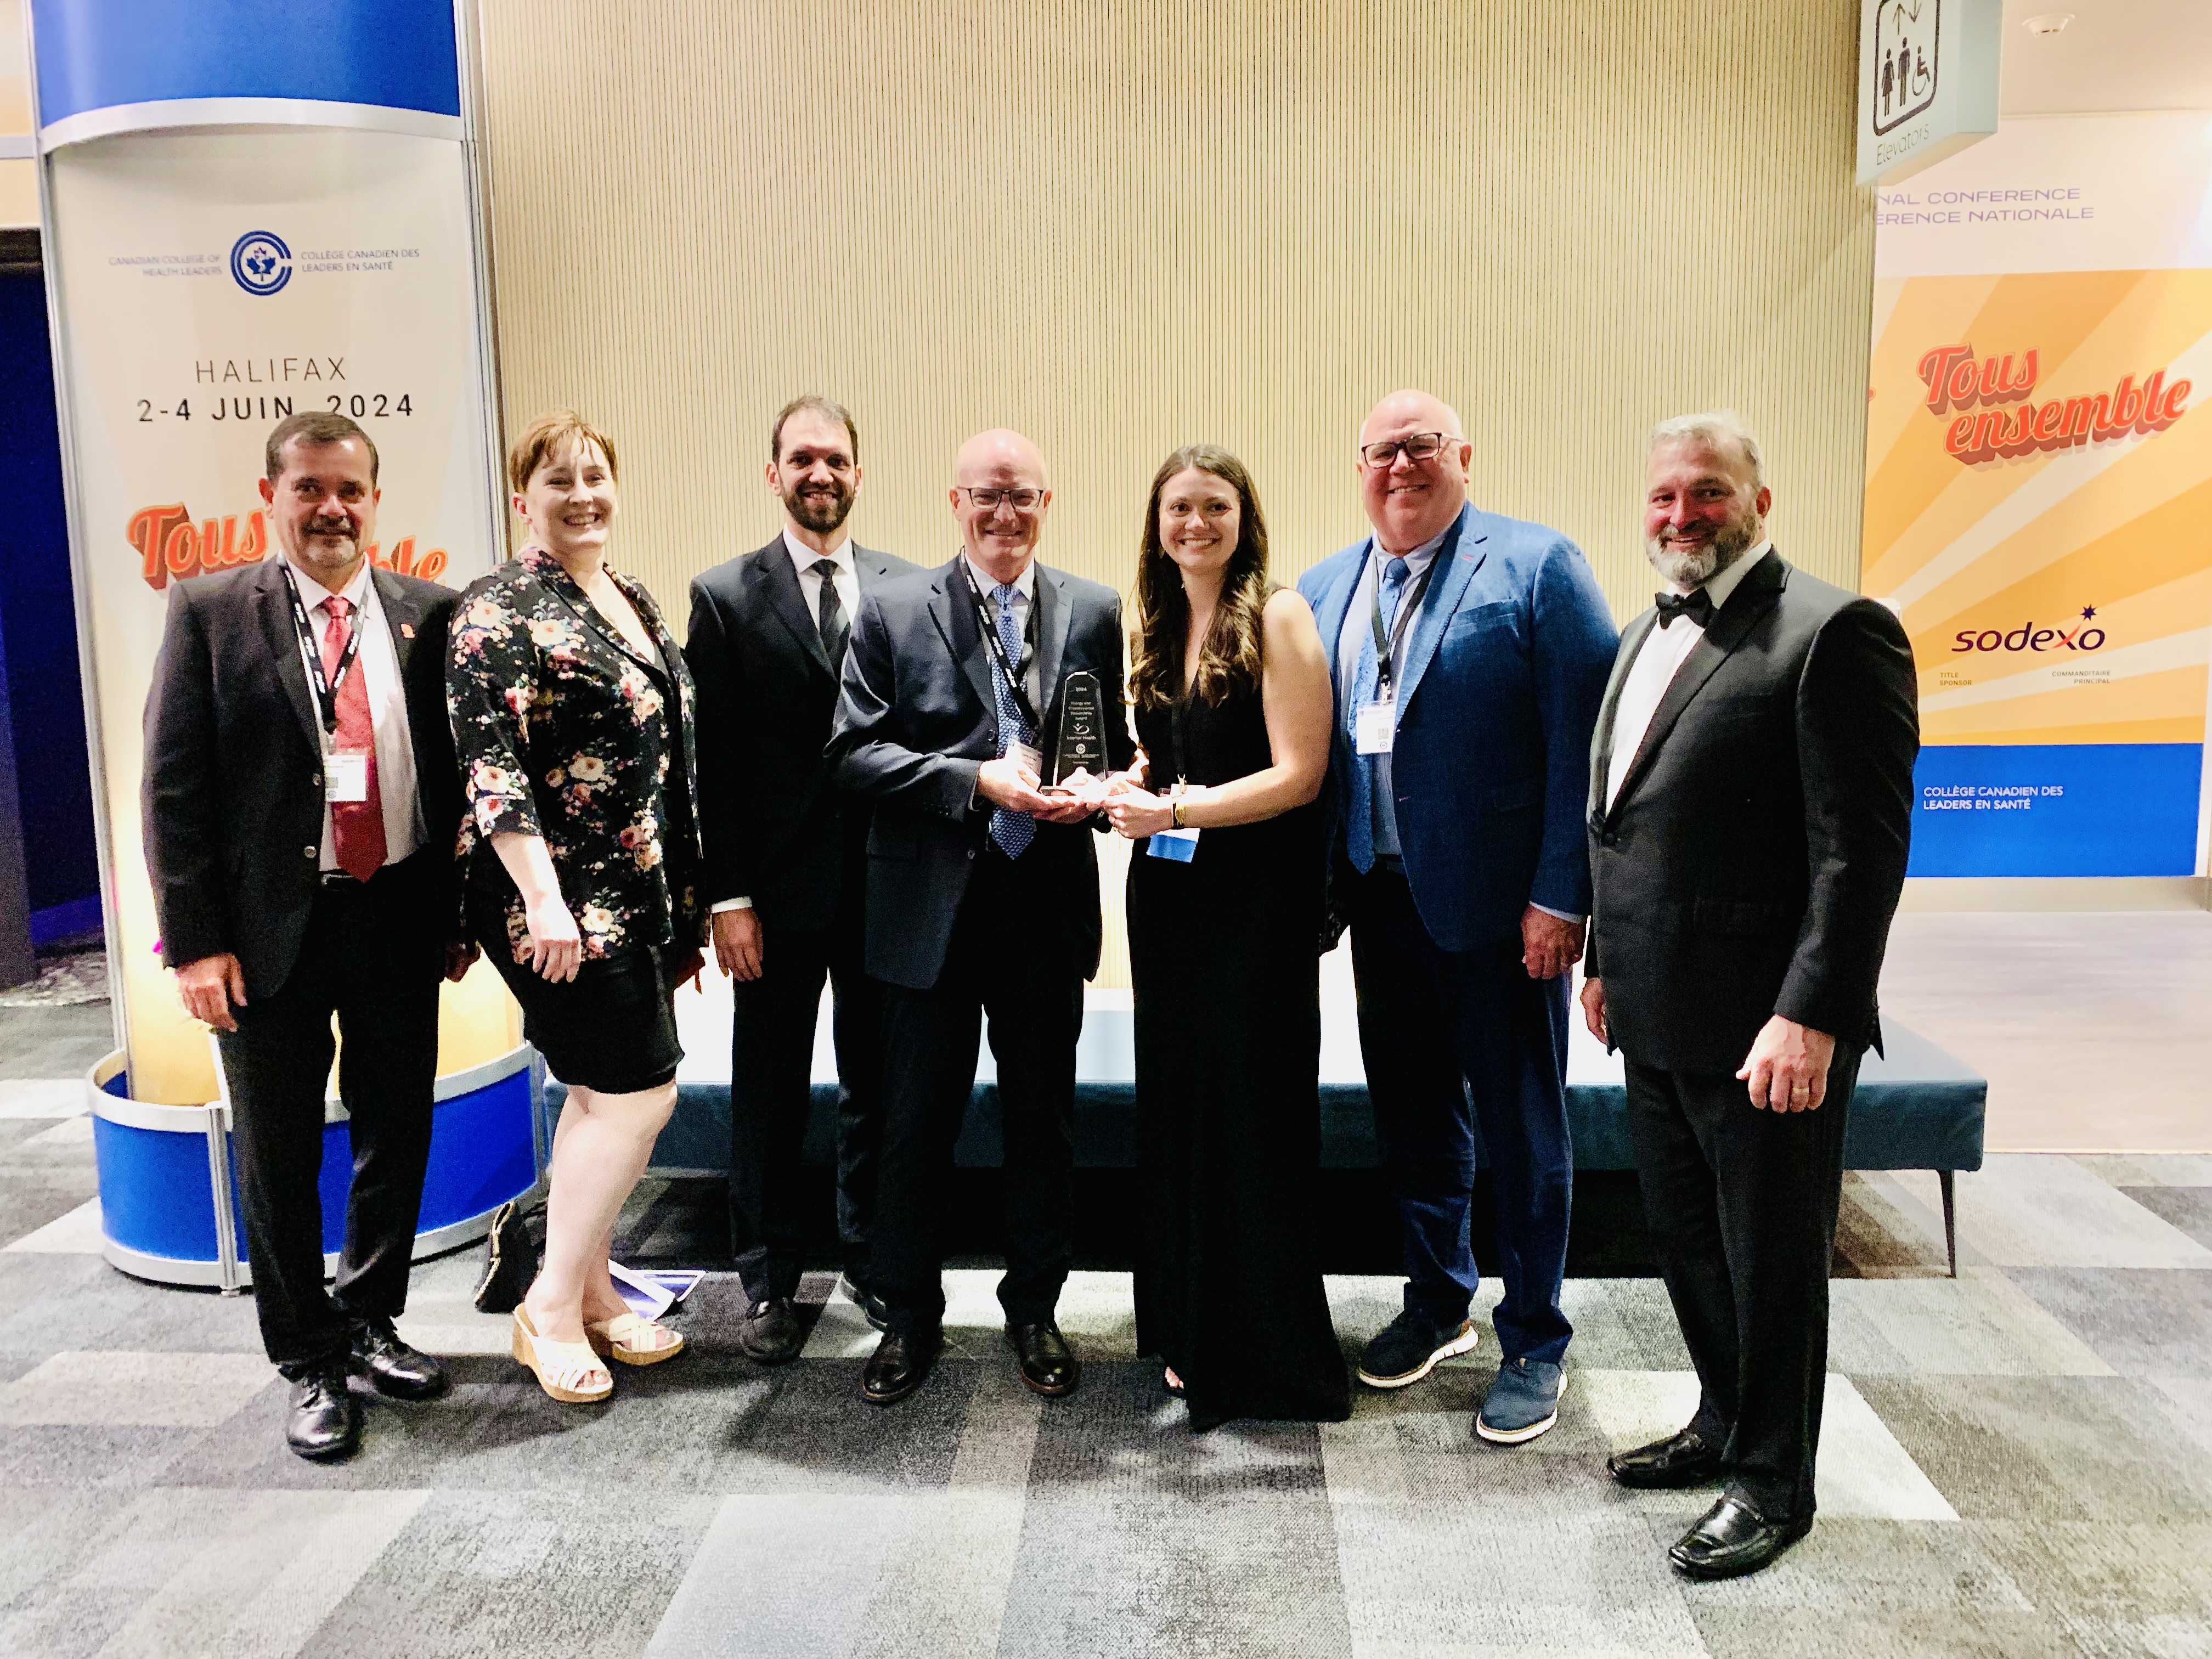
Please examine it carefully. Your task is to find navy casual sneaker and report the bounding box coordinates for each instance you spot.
[1356,1311,1480,1389]
[1476,1357,1566,1443]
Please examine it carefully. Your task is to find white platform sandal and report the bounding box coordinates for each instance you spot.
[584,1312,685,1367]
[512,1305,613,1403]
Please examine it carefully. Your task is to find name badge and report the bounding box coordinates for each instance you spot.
[1147,827,1200,862]
[1355,701,1396,756]
[324,750,370,804]
[1006,739,1044,780]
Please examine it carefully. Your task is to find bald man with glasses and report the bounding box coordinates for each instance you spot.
[826,428,1135,1408]
[1299,390,1617,1444]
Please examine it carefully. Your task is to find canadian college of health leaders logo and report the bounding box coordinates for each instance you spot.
[230,231,292,296]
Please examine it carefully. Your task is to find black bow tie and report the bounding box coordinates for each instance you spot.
[1654,588,1714,630]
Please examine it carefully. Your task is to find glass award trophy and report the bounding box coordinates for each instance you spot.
[1046,669,1107,792]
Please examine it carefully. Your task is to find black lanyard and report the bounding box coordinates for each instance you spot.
[1169,693,1193,788]
[1368,549,1433,697]
[961,562,1045,732]
[282,566,366,735]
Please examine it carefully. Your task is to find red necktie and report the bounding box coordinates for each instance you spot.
[322,595,387,882]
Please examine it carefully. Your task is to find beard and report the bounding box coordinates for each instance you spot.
[1645,511,1760,590]
[291,523,362,578]
[783,477,854,535]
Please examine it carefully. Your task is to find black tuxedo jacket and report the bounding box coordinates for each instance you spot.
[142,555,465,1000]
[826,556,1136,991]
[685,536,916,932]
[1585,551,1919,1073]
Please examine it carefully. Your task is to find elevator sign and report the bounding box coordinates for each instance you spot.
[1857,0,2002,187]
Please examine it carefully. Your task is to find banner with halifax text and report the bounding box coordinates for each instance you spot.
[1866,113,2212,878]
[44,125,511,1105]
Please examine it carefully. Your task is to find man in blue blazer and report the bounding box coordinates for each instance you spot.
[1299,390,1617,1443]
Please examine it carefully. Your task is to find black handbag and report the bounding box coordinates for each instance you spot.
[472,1195,545,1314]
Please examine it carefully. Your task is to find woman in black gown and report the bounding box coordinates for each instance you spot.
[1103,444,1347,1430]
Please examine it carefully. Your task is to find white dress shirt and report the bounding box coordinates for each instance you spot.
[283,556,422,872]
[785,526,859,636]
[1603,541,1773,812]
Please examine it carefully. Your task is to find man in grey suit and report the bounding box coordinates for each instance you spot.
[827,428,1135,1407]
[685,397,915,1364]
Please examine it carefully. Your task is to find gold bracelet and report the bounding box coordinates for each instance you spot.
[1171,798,1185,830]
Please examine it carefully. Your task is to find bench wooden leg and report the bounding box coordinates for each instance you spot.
[1939,1169,1958,1278]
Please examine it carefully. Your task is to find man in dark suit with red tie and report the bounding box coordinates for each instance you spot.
[685,396,915,1363]
[1583,411,1918,1579]
[143,412,473,1462]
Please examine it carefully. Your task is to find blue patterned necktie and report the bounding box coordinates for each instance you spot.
[988,582,1036,860]
[1346,556,1411,874]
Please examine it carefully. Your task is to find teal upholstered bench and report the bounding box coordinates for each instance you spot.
[620,991,1987,1277]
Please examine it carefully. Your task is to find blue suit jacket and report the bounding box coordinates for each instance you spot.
[1297,502,1619,953]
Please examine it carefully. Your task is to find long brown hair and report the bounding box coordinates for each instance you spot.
[1129,445,1272,711]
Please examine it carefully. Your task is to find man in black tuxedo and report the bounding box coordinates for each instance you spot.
[1582,411,1917,1579]
[143,411,473,1460]
[827,427,1135,1406]
[685,396,915,1363]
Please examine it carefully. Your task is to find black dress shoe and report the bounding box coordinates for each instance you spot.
[351,1319,450,1402]
[286,1366,363,1462]
[1006,1320,1079,1397]
[1607,1427,1724,1489]
[838,1272,890,1333]
[1668,1495,1813,1580]
[737,1297,806,1365]
[861,1329,940,1406]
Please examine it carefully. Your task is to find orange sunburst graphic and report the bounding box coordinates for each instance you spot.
[1864,269,2212,748]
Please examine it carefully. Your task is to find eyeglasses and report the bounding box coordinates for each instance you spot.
[960,487,1045,512]
[1359,432,1459,470]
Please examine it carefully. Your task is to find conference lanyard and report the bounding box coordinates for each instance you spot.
[960,561,1045,732]
[1368,550,1434,700]
[1168,692,1192,788]
[281,565,366,736]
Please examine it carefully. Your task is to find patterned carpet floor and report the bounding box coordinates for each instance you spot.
[3,1058,2210,1655]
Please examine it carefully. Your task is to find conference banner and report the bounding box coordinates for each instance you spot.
[44,126,512,1105]
[1865,112,2212,878]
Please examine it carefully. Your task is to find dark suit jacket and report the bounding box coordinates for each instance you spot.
[826,556,1136,991]
[1299,503,1619,950]
[1584,550,1919,1073]
[685,536,915,933]
[143,554,465,1000]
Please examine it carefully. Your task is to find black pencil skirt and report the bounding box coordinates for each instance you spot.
[489,941,684,1094]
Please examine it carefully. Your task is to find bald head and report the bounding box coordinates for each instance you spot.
[1357,388,1472,553]
[950,426,1053,582]
[955,427,1051,490]
[1359,389,1464,449]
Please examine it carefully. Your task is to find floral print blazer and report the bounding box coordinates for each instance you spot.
[447,545,704,963]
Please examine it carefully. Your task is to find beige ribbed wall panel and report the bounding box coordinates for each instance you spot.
[478,1,1875,988]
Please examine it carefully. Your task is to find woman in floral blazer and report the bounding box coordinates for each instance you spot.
[447,410,704,1406]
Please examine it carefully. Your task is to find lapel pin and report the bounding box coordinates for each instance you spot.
[400,623,415,639]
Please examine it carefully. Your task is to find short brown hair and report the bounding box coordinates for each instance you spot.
[770,395,859,465]
[509,409,620,494]
[265,411,379,484]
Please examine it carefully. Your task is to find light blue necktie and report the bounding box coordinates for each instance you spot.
[1347,556,1411,874]
[988,582,1035,860]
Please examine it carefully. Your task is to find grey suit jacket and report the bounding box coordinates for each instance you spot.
[825,556,1135,990]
